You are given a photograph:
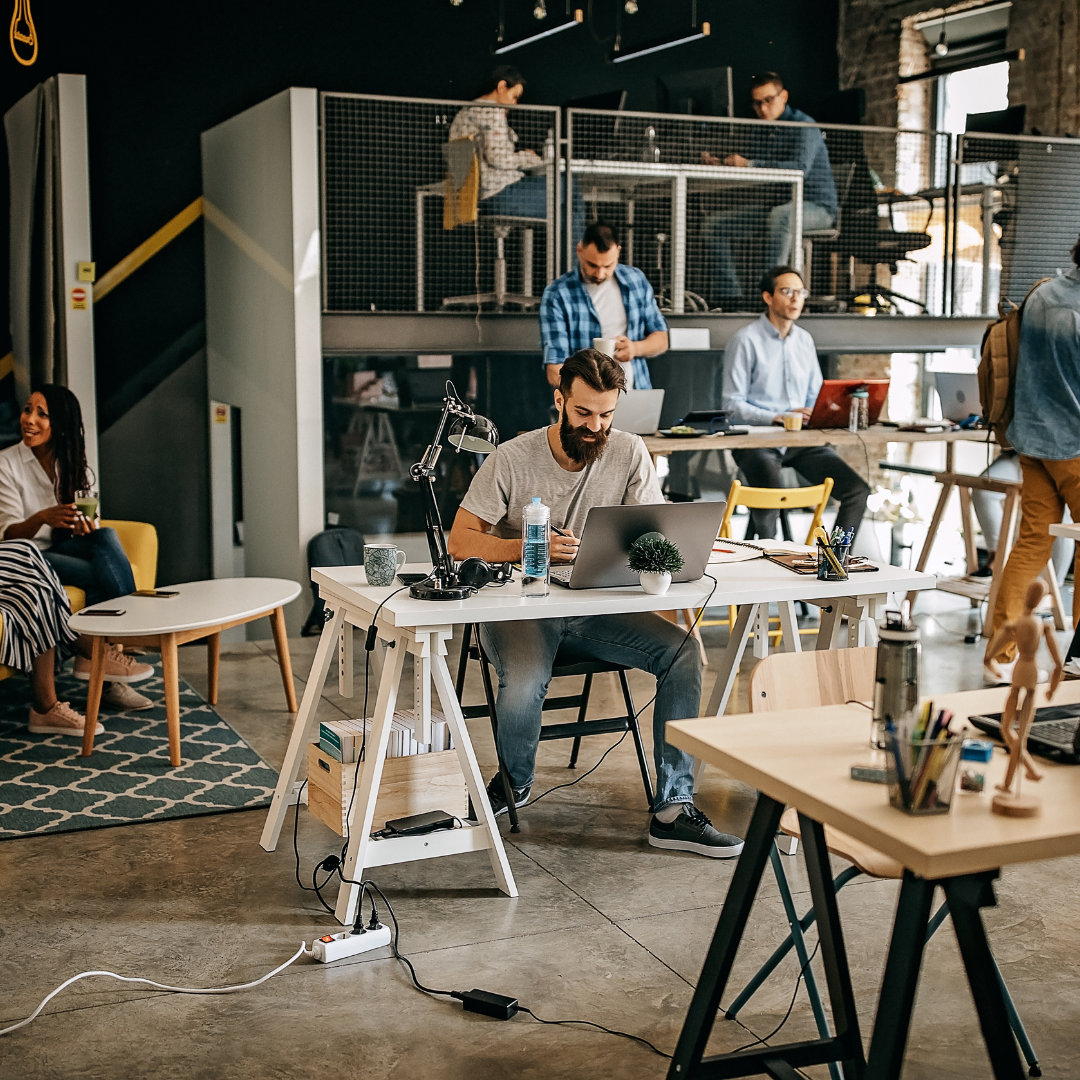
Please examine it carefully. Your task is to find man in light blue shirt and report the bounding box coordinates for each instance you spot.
[985,239,1080,676]
[721,265,869,540]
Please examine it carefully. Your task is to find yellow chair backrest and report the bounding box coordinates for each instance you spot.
[64,520,159,612]
[443,136,480,230]
[719,477,834,545]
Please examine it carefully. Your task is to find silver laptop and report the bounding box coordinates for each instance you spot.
[935,372,982,423]
[550,501,726,589]
[611,389,665,435]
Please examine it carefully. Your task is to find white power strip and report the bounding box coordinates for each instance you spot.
[311,924,392,963]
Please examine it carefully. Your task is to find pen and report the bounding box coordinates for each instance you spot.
[551,526,570,537]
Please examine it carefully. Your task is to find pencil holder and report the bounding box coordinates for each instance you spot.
[885,732,962,815]
[816,541,850,581]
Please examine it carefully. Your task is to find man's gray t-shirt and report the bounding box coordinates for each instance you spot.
[460,428,663,538]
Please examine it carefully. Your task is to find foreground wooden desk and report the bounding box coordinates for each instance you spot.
[666,681,1080,1079]
[261,560,933,922]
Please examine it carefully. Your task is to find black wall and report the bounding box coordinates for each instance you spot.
[2,0,838,418]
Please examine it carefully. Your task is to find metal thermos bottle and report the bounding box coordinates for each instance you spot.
[871,611,920,750]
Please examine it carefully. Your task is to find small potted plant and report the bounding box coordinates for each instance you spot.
[628,533,684,595]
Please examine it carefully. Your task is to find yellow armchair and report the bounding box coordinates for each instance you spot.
[64,520,159,612]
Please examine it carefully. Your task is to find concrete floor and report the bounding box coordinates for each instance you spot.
[2,589,1079,1079]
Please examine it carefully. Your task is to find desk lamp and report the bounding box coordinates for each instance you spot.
[409,381,499,601]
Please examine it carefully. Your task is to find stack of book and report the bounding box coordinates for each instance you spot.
[318,712,453,764]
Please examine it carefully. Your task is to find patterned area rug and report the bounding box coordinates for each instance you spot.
[0,664,278,839]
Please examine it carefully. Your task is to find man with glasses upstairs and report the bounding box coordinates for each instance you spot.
[701,72,837,310]
[720,266,869,541]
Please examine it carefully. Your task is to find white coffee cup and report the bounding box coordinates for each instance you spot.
[592,337,617,358]
[364,544,407,586]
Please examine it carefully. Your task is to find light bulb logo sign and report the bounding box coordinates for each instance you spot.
[10,0,38,66]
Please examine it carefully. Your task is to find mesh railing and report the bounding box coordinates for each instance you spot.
[320,93,1075,319]
[953,132,1080,316]
[566,110,947,315]
[322,92,559,313]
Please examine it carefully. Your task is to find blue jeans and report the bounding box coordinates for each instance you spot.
[478,612,701,812]
[45,528,136,607]
[480,175,585,252]
[704,199,835,301]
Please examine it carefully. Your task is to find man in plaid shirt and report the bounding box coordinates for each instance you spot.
[540,221,668,389]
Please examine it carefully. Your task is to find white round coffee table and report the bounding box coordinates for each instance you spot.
[69,577,301,765]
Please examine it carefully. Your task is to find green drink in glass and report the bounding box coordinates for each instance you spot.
[75,488,99,523]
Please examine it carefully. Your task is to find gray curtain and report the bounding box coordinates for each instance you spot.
[5,76,64,403]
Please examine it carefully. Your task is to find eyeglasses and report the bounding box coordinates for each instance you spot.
[751,92,782,108]
[776,286,809,299]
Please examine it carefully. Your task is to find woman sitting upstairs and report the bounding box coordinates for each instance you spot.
[0,384,153,710]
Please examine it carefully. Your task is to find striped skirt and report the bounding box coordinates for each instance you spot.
[0,539,78,672]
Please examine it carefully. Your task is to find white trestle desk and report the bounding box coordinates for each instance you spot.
[261,559,935,924]
[665,681,1080,1079]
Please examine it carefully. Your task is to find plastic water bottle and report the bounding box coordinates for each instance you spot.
[522,496,550,597]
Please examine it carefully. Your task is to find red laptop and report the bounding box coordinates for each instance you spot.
[806,379,890,429]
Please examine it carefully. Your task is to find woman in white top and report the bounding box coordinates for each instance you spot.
[0,385,154,710]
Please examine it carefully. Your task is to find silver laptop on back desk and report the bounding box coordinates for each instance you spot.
[550,501,726,589]
[611,389,665,435]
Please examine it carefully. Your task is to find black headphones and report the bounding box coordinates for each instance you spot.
[456,558,513,590]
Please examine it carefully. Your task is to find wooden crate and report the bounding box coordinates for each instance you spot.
[306,743,467,836]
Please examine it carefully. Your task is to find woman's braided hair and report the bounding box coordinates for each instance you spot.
[33,383,91,503]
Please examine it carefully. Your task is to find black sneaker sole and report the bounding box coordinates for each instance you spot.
[647,833,745,858]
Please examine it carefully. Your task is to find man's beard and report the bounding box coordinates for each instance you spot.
[559,410,609,466]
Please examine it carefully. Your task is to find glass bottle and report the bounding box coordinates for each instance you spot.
[849,387,870,431]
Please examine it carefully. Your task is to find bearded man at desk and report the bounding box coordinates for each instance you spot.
[447,349,742,858]
[721,265,870,541]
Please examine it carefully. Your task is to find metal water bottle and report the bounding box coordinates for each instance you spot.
[522,496,550,597]
[871,610,920,751]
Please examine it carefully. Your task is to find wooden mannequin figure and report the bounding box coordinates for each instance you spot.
[984,579,1063,816]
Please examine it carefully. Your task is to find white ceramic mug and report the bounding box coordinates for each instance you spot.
[364,544,407,586]
[592,337,617,358]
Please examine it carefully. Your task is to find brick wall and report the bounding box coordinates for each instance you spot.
[838,0,1080,138]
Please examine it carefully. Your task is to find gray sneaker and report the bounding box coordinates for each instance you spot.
[648,805,745,858]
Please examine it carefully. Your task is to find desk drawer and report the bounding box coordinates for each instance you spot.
[306,743,467,836]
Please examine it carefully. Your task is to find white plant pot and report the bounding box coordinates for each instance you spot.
[639,571,672,595]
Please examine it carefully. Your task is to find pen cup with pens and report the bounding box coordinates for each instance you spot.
[816,528,853,580]
[885,729,963,814]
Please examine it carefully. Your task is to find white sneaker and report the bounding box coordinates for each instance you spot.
[1063,657,1080,678]
[102,682,153,710]
[28,700,103,736]
[74,647,154,684]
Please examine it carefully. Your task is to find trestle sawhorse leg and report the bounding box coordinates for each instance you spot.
[260,608,516,925]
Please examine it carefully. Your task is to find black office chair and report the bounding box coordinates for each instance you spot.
[454,624,655,832]
[812,129,933,313]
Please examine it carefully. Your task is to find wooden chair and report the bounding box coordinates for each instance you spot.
[454,623,654,832]
[713,477,833,655]
[726,647,1040,1079]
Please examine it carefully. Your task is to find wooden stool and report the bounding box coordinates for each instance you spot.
[906,470,1066,635]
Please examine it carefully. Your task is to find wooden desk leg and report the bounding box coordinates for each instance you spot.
[269,605,299,713]
[666,795,783,1079]
[80,637,109,757]
[865,870,934,1080]
[907,478,954,611]
[207,632,220,705]
[261,607,345,852]
[160,633,182,766]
